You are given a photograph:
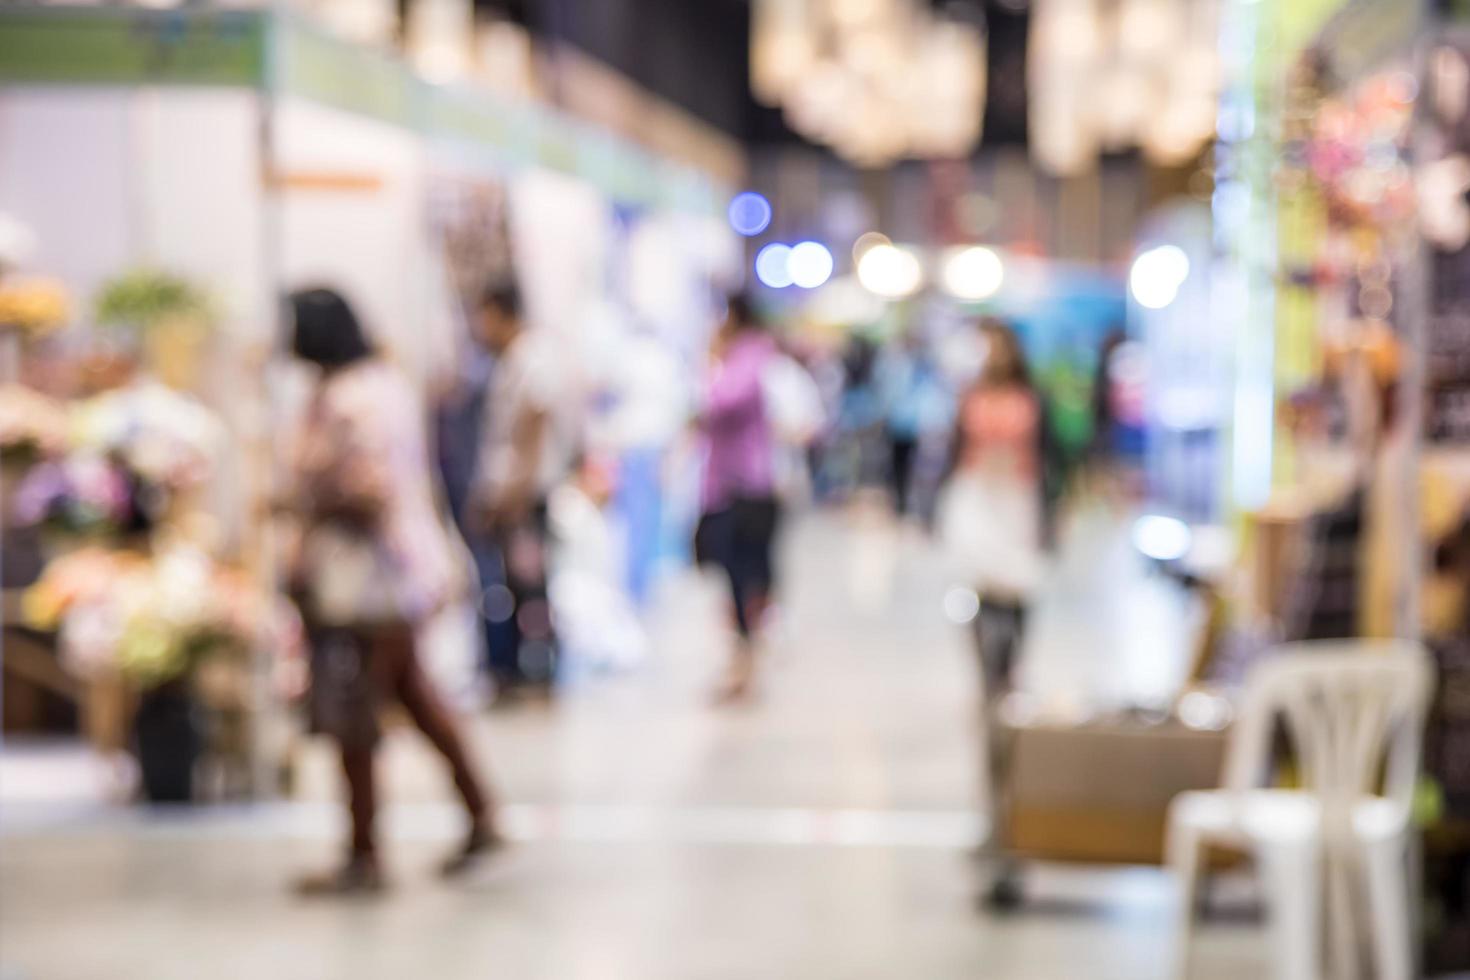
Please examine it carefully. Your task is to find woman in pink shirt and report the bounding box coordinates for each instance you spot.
[695,295,780,702]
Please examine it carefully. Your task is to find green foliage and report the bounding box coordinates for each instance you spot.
[94,269,209,332]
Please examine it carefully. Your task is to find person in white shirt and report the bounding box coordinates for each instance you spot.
[470,281,570,699]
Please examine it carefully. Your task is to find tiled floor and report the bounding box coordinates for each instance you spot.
[0,503,1264,979]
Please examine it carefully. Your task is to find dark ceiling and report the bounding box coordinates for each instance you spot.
[476,0,1030,152]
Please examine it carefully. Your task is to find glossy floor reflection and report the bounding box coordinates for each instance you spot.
[1,504,1265,979]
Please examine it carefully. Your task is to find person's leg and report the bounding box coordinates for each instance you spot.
[297,626,385,896]
[972,598,1028,907]
[996,601,1028,690]
[620,448,662,609]
[379,625,501,874]
[499,506,557,690]
[715,500,779,703]
[890,435,916,515]
[712,559,756,703]
[485,531,526,696]
[378,625,490,818]
[466,531,505,683]
[293,739,386,895]
[341,742,378,860]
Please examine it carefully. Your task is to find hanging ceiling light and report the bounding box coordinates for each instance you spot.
[1029,0,1222,175]
[750,0,987,167]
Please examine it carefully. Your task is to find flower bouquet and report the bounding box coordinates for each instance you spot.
[25,544,299,802]
[25,543,294,688]
[72,381,221,499]
[0,276,68,340]
[0,383,67,467]
[10,453,137,538]
[10,380,222,539]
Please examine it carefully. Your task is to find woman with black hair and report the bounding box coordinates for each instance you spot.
[285,287,499,894]
[936,318,1047,907]
[696,294,782,702]
[942,319,1046,695]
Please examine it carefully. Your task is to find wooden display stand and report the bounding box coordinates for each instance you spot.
[1003,720,1227,866]
[2,590,134,752]
[1248,501,1310,625]
[991,578,1234,878]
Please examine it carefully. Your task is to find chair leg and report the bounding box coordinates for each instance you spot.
[1165,817,1204,980]
[1362,832,1412,980]
[1255,837,1322,980]
[1406,830,1423,980]
[1324,847,1358,980]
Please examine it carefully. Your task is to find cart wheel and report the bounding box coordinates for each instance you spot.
[276,757,296,796]
[979,865,1025,912]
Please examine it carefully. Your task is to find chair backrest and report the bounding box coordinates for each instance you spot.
[1222,640,1435,813]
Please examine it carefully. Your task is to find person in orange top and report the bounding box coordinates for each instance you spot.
[943,319,1046,695]
[937,318,1048,908]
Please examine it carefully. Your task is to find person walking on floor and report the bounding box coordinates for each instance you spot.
[936,318,1048,907]
[285,287,500,895]
[469,280,569,701]
[879,333,950,519]
[695,295,783,703]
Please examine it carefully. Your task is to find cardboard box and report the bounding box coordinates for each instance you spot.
[1002,719,1228,865]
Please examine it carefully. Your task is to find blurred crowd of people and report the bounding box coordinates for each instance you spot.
[277,279,1140,892]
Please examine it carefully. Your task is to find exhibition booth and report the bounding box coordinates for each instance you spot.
[0,4,739,796]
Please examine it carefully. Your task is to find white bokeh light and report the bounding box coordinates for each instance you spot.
[1129,244,1190,309]
[941,245,1004,301]
[942,586,980,624]
[788,241,835,288]
[1132,514,1192,562]
[856,243,922,298]
[755,243,794,288]
[851,230,891,264]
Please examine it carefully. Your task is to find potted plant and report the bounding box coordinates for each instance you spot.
[23,545,289,803]
[94,270,211,391]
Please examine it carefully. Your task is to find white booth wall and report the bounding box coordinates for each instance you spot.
[275,97,460,386]
[0,86,270,539]
[0,87,269,339]
[2,82,739,703]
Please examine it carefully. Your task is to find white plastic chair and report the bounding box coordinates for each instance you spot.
[1166,640,1433,980]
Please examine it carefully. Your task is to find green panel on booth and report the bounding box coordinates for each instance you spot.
[0,6,265,87]
[275,19,419,128]
[0,5,729,216]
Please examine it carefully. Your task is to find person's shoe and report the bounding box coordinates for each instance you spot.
[711,654,756,706]
[295,855,385,897]
[487,683,525,711]
[439,824,507,879]
[711,675,754,705]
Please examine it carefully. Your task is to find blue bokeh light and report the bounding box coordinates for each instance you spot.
[728,191,773,237]
[755,243,794,288]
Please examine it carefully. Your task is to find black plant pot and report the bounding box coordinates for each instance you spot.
[133,683,200,804]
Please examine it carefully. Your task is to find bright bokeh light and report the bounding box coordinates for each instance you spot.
[941,245,1004,301]
[851,231,891,264]
[1177,690,1233,731]
[1131,514,1192,562]
[942,586,980,624]
[1129,244,1190,309]
[755,242,794,288]
[788,241,834,289]
[856,243,922,298]
[728,191,773,236]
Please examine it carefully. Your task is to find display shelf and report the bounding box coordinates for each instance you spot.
[0,3,726,215]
